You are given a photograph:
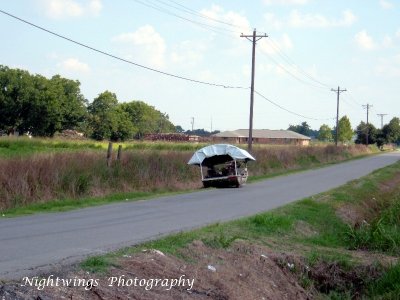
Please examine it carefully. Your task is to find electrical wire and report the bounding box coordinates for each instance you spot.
[0,9,248,89]
[153,0,244,30]
[254,90,335,121]
[267,38,332,89]
[132,0,238,37]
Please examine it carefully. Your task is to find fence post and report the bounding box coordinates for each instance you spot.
[117,145,122,161]
[107,142,113,167]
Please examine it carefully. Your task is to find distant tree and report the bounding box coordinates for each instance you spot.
[382,117,400,144]
[318,124,333,142]
[288,121,311,136]
[50,75,87,131]
[338,116,353,143]
[0,65,87,136]
[120,101,175,139]
[175,125,184,133]
[88,91,119,140]
[355,121,378,145]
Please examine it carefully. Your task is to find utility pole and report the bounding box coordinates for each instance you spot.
[362,104,373,145]
[241,29,267,151]
[377,113,387,129]
[331,86,347,146]
[191,117,194,132]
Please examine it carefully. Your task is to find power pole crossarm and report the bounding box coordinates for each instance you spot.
[377,113,388,129]
[331,86,347,146]
[241,29,267,152]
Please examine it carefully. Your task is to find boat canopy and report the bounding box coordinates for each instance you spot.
[187,144,256,167]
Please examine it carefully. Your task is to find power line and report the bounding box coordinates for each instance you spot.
[254,90,335,121]
[0,9,247,89]
[256,47,331,92]
[153,0,244,30]
[267,38,332,89]
[132,0,238,36]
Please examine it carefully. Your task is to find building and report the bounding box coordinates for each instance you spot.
[212,129,311,146]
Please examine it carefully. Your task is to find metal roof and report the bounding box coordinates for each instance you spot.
[213,129,311,140]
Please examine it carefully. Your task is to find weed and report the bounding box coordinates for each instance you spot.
[80,256,110,273]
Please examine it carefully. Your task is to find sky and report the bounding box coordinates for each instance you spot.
[0,0,399,132]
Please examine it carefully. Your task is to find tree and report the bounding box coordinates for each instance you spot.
[120,101,175,139]
[382,117,400,144]
[355,121,378,145]
[88,91,119,140]
[175,125,184,133]
[318,124,333,142]
[0,65,87,136]
[338,116,353,143]
[288,121,311,136]
[50,75,87,131]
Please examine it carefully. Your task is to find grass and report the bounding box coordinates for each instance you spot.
[77,160,400,299]
[0,138,380,215]
[0,137,208,158]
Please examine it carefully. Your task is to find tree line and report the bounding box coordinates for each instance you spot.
[0,65,175,141]
[288,116,400,147]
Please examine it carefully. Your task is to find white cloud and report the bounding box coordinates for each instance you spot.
[263,0,309,5]
[376,55,400,77]
[288,9,356,28]
[200,5,251,34]
[355,30,376,50]
[383,35,393,48]
[59,58,90,73]
[40,0,102,19]
[112,25,166,68]
[259,34,293,55]
[170,40,207,68]
[379,0,394,9]
[396,29,400,38]
[264,13,283,30]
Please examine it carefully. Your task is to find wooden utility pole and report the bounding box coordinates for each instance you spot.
[377,113,387,129]
[241,29,267,151]
[363,104,373,145]
[331,86,347,146]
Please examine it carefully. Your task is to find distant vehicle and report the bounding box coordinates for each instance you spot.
[188,144,256,188]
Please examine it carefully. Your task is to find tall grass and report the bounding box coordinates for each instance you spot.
[0,144,374,211]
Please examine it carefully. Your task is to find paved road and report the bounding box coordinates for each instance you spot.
[1,152,399,279]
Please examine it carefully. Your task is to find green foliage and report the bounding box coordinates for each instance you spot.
[355,121,378,145]
[0,65,176,139]
[80,256,110,273]
[288,121,313,137]
[120,101,175,139]
[318,124,333,142]
[338,116,353,143]
[367,263,400,299]
[0,65,87,137]
[382,117,400,144]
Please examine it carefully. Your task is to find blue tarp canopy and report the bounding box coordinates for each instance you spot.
[187,144,256,167]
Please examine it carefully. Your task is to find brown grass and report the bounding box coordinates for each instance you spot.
[0,144,374,211]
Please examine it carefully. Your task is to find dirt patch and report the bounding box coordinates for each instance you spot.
[336,204,365,226]
[294,220,318,237]
[1,241,311,300]
[379,172,400,193]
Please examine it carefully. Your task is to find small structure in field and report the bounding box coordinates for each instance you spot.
[188,144,256,188]
[212,129,310,146]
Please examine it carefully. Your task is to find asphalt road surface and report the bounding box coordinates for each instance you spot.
[1,152,399,279]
